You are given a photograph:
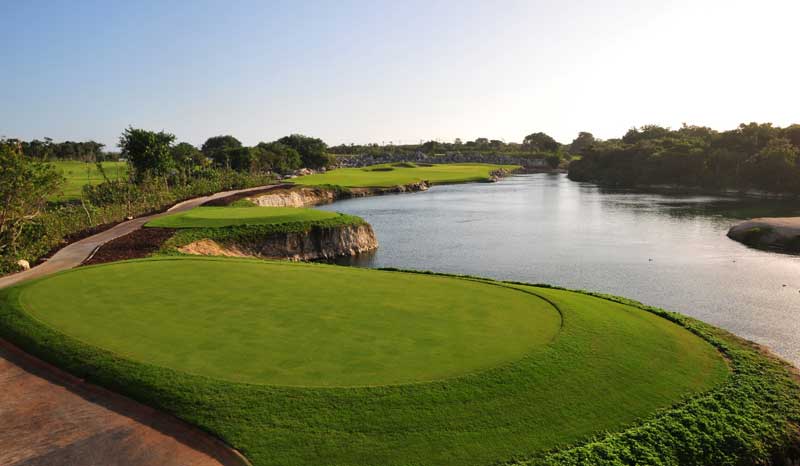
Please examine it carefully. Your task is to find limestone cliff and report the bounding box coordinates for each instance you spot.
[178,223,378,261]
[248,182,430,207]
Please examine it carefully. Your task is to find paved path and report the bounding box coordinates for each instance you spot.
[0,185,277,466]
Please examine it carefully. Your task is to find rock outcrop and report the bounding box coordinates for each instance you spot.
[248,182,430,207]
[728,217,800,253]
[178,223,378,261]
[248,186,340,207]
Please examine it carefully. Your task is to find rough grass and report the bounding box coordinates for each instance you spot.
[292,163,517,188]
[0,257,739,466]
[49,160,128,201]
[145,206,345,229]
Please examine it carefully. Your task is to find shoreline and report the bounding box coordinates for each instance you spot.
[568,178,800,200]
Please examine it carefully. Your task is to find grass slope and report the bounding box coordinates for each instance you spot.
[146,206,346,229]
[292,162,516,188]
[50,160,128,201]
[0,257,735,466]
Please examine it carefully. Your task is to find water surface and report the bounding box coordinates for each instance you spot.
[318,174,800,366]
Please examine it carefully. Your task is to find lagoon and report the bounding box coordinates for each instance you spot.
[319,173,800,366]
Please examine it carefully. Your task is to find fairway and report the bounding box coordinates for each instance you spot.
[146,206,344,229]
[1,257,730,466]
[292,163,516,187]
[50,160,128,201]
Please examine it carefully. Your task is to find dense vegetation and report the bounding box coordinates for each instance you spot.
[0,133,276,275]
[569,123,800,194]
[292,162,516,187]
[0,258,747,466]
[198,133,330,173]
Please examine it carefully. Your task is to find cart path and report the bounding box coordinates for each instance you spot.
[0,185,281,466]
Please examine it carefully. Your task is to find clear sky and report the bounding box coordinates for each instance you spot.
[2,0,798,148]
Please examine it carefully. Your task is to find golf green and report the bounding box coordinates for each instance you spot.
[18,258,561,386]
[145,206,343,229]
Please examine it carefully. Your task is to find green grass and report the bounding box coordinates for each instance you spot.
[18,260,560,386]
[292,163,517,188]
[0,257,735,466]
[145,206,344,229]
[49,160,128,201]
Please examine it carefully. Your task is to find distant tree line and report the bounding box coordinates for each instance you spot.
[9,138,110,161]
[9,130,333,180]
[330,131,594,169]
[568,123,800,194]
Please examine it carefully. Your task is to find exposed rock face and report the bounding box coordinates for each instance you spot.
[248,187,339,207]
[178,223,378,261]
[728,217,800,253]
[248,182,431,207]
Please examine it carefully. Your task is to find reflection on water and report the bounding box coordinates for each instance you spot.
[318,174,800,366]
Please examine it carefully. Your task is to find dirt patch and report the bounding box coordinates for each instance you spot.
[83,228,176,266]
[202,184,295,207]
[178,239,249,258]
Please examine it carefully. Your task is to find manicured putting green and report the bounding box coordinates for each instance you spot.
[293,163,516,187]
[19,258,561,386]
[145,206,341,229]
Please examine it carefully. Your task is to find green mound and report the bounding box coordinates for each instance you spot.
[293,163,516,188]
[145,206,342,229]
[18,259,560,387]
[0,257,740,466]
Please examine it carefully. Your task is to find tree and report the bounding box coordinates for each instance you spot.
[622,125,671,144]
[784,124,800,150]
[118,127,176,181]
[201,135,242,168]
[568,132,595,155]
[420,140,441,153]
[254,142,302,174]
[170,142,204,169]
[522,132,559,153]
[277,134,329,168]
[0,140,64,256]
[226,147,255,172]
[545,153,562,169]
[751,137,799,191]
